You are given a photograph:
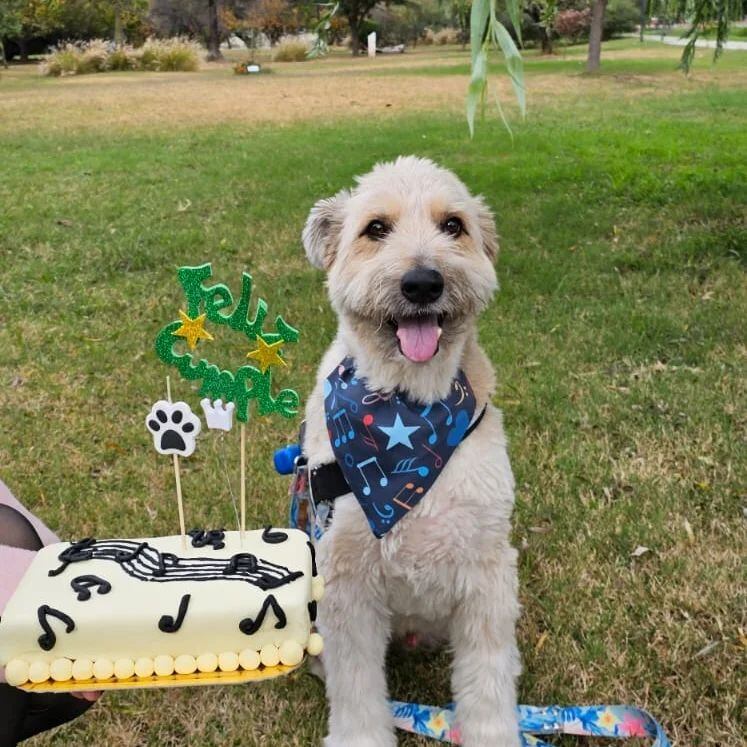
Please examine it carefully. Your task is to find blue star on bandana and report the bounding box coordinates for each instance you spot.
[377,413,420,450]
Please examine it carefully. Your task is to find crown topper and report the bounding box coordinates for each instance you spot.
[201,398,235,432]
[154,263,300,423]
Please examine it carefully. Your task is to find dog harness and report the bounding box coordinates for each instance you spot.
[318,357,484,537]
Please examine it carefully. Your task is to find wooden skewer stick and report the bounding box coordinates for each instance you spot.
[240,422,247,542]
[166,376,187,549]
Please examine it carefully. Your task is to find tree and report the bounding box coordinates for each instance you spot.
[586,0,605,70]
[0,0,23,67]
[207,0,223,59]
[338,0,383,54]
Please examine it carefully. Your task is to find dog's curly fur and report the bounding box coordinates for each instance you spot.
[302,156,521,747]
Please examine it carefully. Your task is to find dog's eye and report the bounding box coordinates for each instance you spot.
[441,217,464,238]
[363,220,389,240]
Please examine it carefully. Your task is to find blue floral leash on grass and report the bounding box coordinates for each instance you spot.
[277,445,672,747]
[390,702,671,746]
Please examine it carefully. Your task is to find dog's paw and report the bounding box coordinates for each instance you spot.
[146,400,201,457]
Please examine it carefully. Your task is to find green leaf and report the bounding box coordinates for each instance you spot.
[504,0,523,47]
[491,20,526,117]
[470,0,490,69]
[466,47,488,138]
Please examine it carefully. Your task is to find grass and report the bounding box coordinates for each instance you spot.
[0,40,745,746]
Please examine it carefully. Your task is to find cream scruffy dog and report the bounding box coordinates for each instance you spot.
[301,156,521,747]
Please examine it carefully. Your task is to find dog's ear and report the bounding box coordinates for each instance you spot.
[302,190,349,270]
[475,196,499,261]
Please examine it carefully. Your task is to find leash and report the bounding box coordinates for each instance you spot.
[277,442,672,747]
[390,702,672,746]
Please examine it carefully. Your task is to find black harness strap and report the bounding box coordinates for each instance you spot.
[309,404,488,507]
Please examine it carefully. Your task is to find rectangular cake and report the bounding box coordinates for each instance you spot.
[0,527,324,690]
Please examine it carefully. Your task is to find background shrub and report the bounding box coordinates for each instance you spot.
[272,38,309,62]
[554,9,591,42]
[40,37,200,76]
[433,27,460,45]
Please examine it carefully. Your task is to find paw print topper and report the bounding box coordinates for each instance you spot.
[146,400,201,457]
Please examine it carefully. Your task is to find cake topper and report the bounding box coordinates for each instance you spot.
[200,398,235,432]
[154,263,300,539]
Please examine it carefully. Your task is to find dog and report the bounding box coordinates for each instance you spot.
[301,156,521,747]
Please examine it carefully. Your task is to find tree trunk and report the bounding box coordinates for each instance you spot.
[350,18,361,56]
[541,29,554,55]
[114,7,124,46]
[19,38,28,63]
[0,41,7,69]
[586,0,607,72]
[206,0,223,61]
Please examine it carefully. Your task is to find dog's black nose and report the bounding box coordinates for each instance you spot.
[400,268,444,305]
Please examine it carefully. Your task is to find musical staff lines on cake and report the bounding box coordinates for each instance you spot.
[48,538,304,591]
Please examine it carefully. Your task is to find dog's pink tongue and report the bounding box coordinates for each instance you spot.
[396,316,440,362]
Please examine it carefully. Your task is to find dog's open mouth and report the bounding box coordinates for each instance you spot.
[388,314,445,363]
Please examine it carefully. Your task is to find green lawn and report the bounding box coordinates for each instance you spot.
[0,42,745,746]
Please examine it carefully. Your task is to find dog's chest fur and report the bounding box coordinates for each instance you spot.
[304,338,516,627]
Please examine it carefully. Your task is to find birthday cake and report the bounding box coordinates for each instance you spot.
[0,527,324,691]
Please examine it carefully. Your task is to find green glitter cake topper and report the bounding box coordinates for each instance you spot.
[155,263,300,423]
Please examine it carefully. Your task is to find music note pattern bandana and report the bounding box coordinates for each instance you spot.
[324,357,477,538]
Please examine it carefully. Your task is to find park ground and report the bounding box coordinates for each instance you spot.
[0,39,745,746]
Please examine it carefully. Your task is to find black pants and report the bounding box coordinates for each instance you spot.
[0,505,95,745]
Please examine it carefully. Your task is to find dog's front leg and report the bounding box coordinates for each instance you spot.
[320,575,395,747]
[450,552,521,747]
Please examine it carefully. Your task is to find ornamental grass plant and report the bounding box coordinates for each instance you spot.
[40,37,200,77]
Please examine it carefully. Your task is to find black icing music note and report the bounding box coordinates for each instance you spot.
[420,405,439,445]
[158,594,191,633]
[114,542,147,562]
[356,457,389,496]
[37,605,75,651]
[331,408,355,447]
[392,483,424,511]
[261,526,289,544]
[188,528,226,550]
[224,553,258,575]
[392,457,429,478]
[239,594,287,635]
[424,444,444,469]
[70,575,112,601]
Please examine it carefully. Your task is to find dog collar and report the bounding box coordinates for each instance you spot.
[319,357,483,537]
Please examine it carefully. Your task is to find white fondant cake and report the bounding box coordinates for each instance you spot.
[0,527,323,690]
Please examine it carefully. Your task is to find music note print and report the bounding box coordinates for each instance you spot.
[392,457,429,478]
[338,392,360,413]
[372,503,395,521]
[362,413,379,451]
[423,444,444,469]
[452,381,467,406]
[356,457,389,496]
[362,391,394,406]
[420,405,438,445]
[331,408,355,447]
[436,399,454,425]
[392,483,424,511]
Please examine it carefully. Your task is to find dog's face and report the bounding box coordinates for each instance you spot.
[302,156,498,365]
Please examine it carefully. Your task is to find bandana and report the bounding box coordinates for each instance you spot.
[324,357,477,537]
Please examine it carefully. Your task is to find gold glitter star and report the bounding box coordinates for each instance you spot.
[172,310,214,351]
[246,337,286,373]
